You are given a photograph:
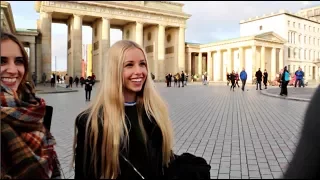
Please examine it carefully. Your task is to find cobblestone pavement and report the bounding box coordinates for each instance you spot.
[38,83,310,179]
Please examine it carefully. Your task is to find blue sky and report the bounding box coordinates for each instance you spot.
[9,1,320,71]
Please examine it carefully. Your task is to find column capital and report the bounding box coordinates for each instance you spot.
[136,21,144,25]
[158,23,167,28]
[102,16,113,21]
[73,14,84,19]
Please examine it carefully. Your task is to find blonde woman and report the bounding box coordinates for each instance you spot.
[73,40,174,179]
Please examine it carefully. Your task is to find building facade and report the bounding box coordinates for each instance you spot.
[239,7,320,81]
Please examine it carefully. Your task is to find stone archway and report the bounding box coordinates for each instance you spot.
[35,1,191,81]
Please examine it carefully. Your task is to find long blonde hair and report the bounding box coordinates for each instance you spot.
[72,40,174,178]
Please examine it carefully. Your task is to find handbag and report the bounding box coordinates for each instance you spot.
[164,153,211,179]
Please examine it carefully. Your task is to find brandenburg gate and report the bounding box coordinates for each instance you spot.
[35,1,191,81]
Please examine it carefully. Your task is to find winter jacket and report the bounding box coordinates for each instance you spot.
[240,71,247,80]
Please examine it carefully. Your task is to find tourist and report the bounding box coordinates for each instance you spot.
[51,73,55,87]
[181,71,185,87]
[280,66,290,96]
[166,73,170,87]
[1,31,61,179]
[230,70,236,92]
[32,72,37,86]
[74,76,80,88]
[84,76,94,101]
[295,67,303,88]
[42,72,47,86]
[283,85,320,179]
[73,40,175,178]
[69,76,73,88]
[80,76,85,88]
[255,68,263,90]
[168,73,172,87]
[240,68,247,91]
[263,69,268,89]
[235,72,240,88]
[226,72,231,86]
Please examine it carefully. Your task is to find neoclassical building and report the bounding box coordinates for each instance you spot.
[186,6,320,83]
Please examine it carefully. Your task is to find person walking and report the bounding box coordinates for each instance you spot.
[51,73,55,87]
[263,69,268,89]
[227,73,231,86]
[230,70,236,92]
[80,76,85,88]
[235,72,240,88]
[1,31,61,179]
[240,68,247,91]
[84,76,94,101]
[32,72,37,87]
[73,40,176,179]
[295,68,303,88]
[69,76,73,88]
[280,66,290,96]
[74,76,80,88]
[42,73,47,86]
[181,71,185,87]
[255,68,263,90]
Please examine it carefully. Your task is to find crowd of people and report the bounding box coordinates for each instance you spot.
[165,71,188,87]
[1,31,319,179]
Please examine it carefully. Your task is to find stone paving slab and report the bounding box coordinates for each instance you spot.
[38,83,310,179]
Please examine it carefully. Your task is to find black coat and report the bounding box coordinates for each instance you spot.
[263,72,268,82]
[255,70,263,81]
[84,79,94,91]
[74,106,164,179]
[284,86,320,178]
[230,74,236,82]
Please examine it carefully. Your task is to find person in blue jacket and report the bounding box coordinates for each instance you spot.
[240,68,247,91]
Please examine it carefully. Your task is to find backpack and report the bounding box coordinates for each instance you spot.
[164,153,211,179]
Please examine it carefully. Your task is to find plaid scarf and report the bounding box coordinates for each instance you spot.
[1,84,61,179]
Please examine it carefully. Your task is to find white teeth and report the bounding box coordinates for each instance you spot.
[2,78,17,83]
[131,79,142,82]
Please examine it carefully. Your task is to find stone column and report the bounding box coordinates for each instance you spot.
[178,26,185,72]
[239,47,244,70]
[252,45,257,73]
[207,51,213,81]
[135,21,143,46]
[29,42,36,76]
[40,11,52,80]
[198,52,202,76]
[214,50,222,81]
[157,24,165,80]
[279,48,284,71]
[261,46,265,71]
[187,52,192,75]
[72,14,83,78]
[100,17,111,80]
[271,47,276,81]
[227,48,232,72]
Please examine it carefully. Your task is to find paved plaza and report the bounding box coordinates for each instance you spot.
[38,83,311,179]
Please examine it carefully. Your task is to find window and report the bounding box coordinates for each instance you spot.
[309,50,312,60]
[299,34,301,43]
[298,23,301,29]
[288,47,291,58]
[304,24,306,30]
[313,27,315,32]
[309,26,311,31]
[293,22,295,28]
[304,50,307,59]
[288,21,290,26]
[304,36,306,44]
[309,37,311,45]
[288,32,290,42]
[314,38,315,45]
[259,25,262,30]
